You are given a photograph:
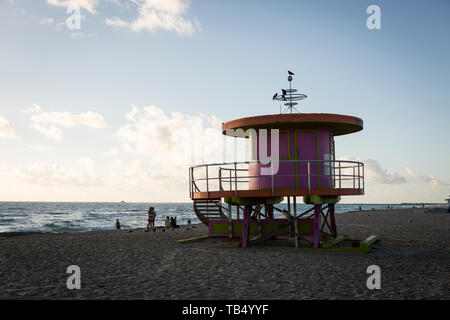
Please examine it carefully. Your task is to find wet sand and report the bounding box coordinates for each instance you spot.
[0,208,449,299]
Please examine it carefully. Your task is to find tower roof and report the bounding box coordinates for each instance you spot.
[222,113,363,136]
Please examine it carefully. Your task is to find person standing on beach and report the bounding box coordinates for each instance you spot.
[115,219,121,230]
[146,207,156,231]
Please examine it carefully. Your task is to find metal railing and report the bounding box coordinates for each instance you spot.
[189,160,364,197]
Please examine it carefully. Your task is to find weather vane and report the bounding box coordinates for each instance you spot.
[272,71,307,114]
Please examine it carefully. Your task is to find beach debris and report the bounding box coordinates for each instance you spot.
[176,235,209,244]
[321,235,348,248]
[361,235,380,247]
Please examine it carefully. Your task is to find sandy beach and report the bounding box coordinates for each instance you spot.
[0,208,449,300]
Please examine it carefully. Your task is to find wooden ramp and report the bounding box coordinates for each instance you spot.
[193,199,228,225]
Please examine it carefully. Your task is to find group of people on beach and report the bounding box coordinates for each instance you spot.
[147,207,182,231]
[115,206,192,231]
[164,216,178,229]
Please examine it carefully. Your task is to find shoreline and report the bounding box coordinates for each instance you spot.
[2,207,448,236]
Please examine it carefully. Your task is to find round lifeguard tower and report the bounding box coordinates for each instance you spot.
[189,73,364,248]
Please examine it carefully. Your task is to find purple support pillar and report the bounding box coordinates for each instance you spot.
[241,205,251,248]
[329,203,337,238]
[313,204,322,248]
[267,204,274,219]
[266,204,276,240]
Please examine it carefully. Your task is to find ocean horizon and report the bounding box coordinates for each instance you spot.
[0,201,441,234]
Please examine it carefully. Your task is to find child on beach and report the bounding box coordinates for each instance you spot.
[171,217,179,229]
[115,219,121,230]
[165,216,171,229]
[187,219,192,230]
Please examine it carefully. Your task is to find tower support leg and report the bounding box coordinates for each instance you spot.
[266,204,276,240]
[266,204,274,219]
[313,204,322,248]
[241,205,251,248]
[329,203,337,238]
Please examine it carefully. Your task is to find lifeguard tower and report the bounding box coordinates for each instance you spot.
[189,73,365,248]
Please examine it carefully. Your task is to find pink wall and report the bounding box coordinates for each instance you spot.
[249,127,334,190]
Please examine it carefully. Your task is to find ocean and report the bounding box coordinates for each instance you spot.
[0,202,424,233]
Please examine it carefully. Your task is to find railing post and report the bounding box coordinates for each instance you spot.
[271,163,274,196]
[234,162,238,197]
[353,167,355,189]
[206,165,209,198]
[229,203,232,239]
[332,160,335,188]
[189,167,192,198]
[307,161,311,194]
[362,163,365,192]
[358,163,361,189]
[219,168,222,191]
[358,163,361,190]
[294,196,298,248]
[338,161,341,194]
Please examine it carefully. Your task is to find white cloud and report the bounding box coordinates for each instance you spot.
[15,158,102,187]
[23,105,107,141]
[102,159,190,201]
[40,17,54,24]
[32,123,63,141]
[22,104,41,114]
[46,0,100,14]
[70,32,96,39]
[2,105,243,201]
[0,116,17,139]
[117,105,225,166]
[28,145,53,153]
[339,157,406,184]
[405,167,449,190]
[103,148,120,156]
[105,0,197,35]
[31,110,107,128]
[114,105,249,201]
[44,0,199,35]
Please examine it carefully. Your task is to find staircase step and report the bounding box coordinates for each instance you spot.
[193,199,227,226]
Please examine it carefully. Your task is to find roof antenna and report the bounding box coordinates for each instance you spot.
[272,71,307,114]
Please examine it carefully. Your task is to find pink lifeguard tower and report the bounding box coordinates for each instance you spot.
[189,73,365,248]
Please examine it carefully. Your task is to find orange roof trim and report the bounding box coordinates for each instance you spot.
[222,113,363,136]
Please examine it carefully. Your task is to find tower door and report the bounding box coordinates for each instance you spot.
[295,130,319,188]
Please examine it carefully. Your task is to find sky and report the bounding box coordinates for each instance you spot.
[0,0,449,203]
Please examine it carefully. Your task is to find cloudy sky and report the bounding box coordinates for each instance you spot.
[0,0,449,203]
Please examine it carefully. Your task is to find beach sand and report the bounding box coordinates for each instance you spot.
[0,208,449,299]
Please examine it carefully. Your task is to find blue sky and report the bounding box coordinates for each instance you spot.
[0,0,449,202]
